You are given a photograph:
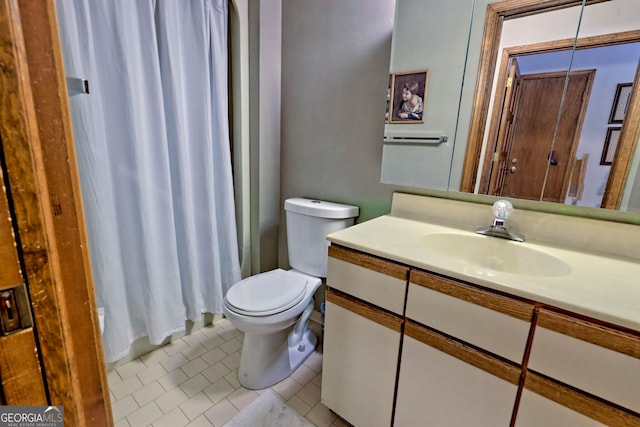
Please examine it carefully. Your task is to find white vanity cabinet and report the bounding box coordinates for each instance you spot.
[322,244,640,426]
[321,245,408,427]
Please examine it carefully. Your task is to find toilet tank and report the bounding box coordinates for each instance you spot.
[284,198,359,278]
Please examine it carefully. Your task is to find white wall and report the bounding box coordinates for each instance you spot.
[278,0,397,267]
[247,0,283,273]
[230,0,251,277]
[256,0,640,273]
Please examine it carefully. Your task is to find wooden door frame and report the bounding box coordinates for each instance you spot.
[486,57,521,196]
[460,0,640,210]
[0,1,111,425]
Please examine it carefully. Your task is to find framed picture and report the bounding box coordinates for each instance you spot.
[389,69,429,124]
[600,127,621,165]
[608,83,632,124]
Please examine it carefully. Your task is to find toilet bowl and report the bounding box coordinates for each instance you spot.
[223,198,359,390]
[223,269,322,389]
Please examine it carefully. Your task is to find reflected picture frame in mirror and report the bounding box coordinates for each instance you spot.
[389,69,429,124]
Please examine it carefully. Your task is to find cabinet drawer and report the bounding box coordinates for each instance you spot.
[407,270,534,363]
[517,372,639,426]
[327,245,408,315]
[528,309,640,414]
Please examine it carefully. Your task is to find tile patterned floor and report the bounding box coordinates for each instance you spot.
[108,318,349,427]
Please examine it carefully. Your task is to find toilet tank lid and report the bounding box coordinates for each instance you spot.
[284,198,359,219]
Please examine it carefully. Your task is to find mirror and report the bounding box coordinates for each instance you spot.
[460,0,640,211]
[383,0,640,213]
[381,0,475,190]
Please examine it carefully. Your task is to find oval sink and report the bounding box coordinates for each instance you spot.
[420,232,571,277]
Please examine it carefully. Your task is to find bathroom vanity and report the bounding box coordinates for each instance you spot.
[320,193,640,427]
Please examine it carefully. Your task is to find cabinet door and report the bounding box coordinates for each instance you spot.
[321,290,402,427]
[528,309,640,414]
[408,270,534,363]
[395,321,520,426]
[516,372,639,427]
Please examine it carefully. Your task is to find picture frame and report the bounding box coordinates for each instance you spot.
[608,83,632,124]
[600,127,621,165]
[389,69,429,124]
[385,74,392,123]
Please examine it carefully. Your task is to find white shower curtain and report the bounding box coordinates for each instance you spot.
[56,0,241,362]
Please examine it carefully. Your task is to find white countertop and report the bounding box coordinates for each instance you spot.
[327,215,640,332]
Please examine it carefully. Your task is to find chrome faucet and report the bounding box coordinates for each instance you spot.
[475,200,524,242]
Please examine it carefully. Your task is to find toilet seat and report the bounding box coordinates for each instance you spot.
[225,269,309,316]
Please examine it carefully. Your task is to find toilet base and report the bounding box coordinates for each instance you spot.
[237,306,318,390]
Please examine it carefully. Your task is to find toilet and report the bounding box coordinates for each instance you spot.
[223,198,359,389]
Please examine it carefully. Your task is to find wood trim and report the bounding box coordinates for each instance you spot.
[404,320,521,385]
[488,0,605,18]
[575,28,640,50]
[602,59,640,209]
[478,48,511,194]
[524,371,640,426]
[410,270,534,322]
[329,245,408,281]
[0,1,112,425]
[326,289,403,333]
[17,2,112,425]
[0,0,79,419]
[0,328,47,405]
[459,9,502,192]
[0,168,23,287]
[537,308,640,359]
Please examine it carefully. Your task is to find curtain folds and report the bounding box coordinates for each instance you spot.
[56,0,240,362]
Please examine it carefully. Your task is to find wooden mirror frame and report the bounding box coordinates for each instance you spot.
[460,0,640,209]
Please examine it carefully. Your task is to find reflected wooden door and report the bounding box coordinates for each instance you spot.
[0,150,47,405]
[500,70,592,202]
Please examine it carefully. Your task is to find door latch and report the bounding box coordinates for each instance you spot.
[0,285,32,335]
[0,289,20,333]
